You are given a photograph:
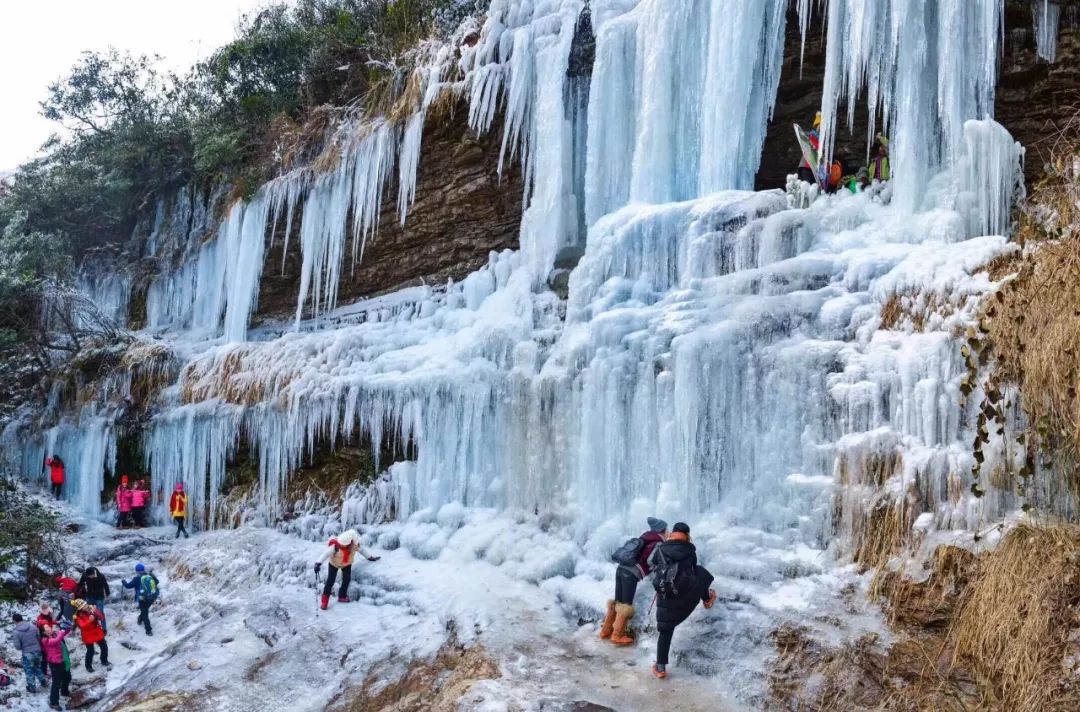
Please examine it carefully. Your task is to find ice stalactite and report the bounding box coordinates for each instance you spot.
[75,269,131,329]
[959,118,1026,238]
[818,0,1003,212]
[1034,0,1061,62]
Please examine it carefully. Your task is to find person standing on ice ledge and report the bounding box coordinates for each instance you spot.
[70,600,110,673]
[130,479,149,527]
[649,522,717,680]
[314,529,379,610]
[44,455,64,499]
[115,476,133,528]
[170,483,189,538]
[602,517,667,646]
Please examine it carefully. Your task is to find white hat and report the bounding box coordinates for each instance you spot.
[337,529,359,546]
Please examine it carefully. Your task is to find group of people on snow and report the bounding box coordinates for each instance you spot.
[601,518,717,680]
[8,564,160,709]
[798,112,890,193]
[40,453,191,538]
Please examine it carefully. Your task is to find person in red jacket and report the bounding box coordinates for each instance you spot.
[601,517,667,646]
[44,456,65,499]
[70,600,109,673]
[115,476,133,529]
[169,483,189,539]
[131,479,149,527]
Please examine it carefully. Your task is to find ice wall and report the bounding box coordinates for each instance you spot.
[17,1,1039,554]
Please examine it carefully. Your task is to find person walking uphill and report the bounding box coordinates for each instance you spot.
[170,483,189,539]
[40,624,72,709]
[649,522,717,679]
[45,455,65,499]
[10,613,47,693]
[71,600,109,672]
[602,517,667,646]
[314,529,379,610]
[122,563,158,636]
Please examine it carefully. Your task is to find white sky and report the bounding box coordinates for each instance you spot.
[0,0,270,170]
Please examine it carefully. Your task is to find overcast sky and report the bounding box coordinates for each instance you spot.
[0,0,269,171]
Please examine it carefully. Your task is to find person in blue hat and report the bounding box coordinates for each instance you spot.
[122,564,159,636]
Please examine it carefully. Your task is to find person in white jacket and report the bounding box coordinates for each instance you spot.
[313,529,379,610]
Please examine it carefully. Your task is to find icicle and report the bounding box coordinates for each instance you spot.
[1034,0,1061,62]
[960,118,1026,238]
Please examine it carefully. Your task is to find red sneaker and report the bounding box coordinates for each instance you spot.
[651,663,667,679]
[703,589,718,609]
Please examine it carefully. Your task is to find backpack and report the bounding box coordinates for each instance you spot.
[140,573,160,603]
[651,546,687,600]
[610,537,645,567]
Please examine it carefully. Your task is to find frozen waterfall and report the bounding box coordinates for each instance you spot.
[8,0,1039,567]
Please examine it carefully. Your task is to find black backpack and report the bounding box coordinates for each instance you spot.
[610,537,645,567]
[652,546,684,599]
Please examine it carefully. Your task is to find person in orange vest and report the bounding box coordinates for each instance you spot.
[115,476,133,528]
[169,483,189,539]
[70,600,109,673]
[313,529,379,610]
[44,456,65,499]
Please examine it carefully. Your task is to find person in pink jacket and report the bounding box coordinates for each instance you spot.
[131,479,149,527]
[115,475,134,529]
[39,624,71,708]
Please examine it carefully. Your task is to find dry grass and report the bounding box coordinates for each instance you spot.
[949,523,1080,710]
[983,129,1080,489]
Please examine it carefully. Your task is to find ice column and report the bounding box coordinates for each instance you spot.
[1034,0,1061,62]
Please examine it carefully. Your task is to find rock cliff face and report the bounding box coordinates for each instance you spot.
[756,1,1080,190]
[255,104,524,322]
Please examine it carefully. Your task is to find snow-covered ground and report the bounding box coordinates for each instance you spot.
[3,496,892,711]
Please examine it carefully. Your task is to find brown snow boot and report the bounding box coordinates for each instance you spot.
[320,594,329,610]
[611,603,635,646]
[599,600,617,640]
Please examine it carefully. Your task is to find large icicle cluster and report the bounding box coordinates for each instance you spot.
[1034,0,1061,62]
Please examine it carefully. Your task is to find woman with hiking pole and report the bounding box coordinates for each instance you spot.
[313,529,379,610]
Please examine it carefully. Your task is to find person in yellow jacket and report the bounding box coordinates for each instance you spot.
[869,134,890,182]
[169,483,189,539]
[314,529,380,610]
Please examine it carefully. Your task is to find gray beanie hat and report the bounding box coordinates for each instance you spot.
[647,517,668,533]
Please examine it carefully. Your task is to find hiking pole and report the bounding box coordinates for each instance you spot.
[314,568,322,613]
[645,593,657,617]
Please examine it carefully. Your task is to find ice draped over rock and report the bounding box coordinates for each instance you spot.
[7,0,1040,551]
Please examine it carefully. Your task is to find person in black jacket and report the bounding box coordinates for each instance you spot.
[75,567,111,632]
[649,522,716,679]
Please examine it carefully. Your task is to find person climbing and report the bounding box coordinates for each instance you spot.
[122,563,158,636]
[115,476,133,528]
[75,567,110,631]
[131,479,148,527]
[169,482,189,539]
[869,134,890,182]
[70,600,109,672]
[314,529,379,610]
[601,516,667,646]
[54,576,78,624]
[649,522,717,679]
[797,112,822,184]
[10,613,47,694]
[39,623,72,710]
[44,455,65,499]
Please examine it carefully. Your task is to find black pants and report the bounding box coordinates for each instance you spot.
[117,511,132,528]
[85,640,108,670]
[132,506,145,527]
[137,599,153,634]
[614,566,639,605]
[174,516,189,538]
[797,166,816,184]
[322,564,352,599]
[51,483,63,498]
[657,623,677,665]
[48,662,70,705]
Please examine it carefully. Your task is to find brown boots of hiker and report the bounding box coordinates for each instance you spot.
[599,600,617,639]
[611,603,635,645]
